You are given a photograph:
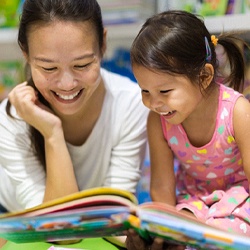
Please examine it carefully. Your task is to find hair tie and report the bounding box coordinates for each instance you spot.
[205,37,211,62]
[211,35,218,46]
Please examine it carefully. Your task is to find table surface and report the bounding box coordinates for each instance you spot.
[1,238,121,250]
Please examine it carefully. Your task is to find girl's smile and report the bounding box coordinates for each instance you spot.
[160,110,177,119]
[132,65,203,125]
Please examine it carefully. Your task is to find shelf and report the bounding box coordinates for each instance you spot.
[0,28,18,44]
[0,23,143,59]
[0,22,143,45]
[204,13,250,39]
[2,13,250,60]
[106,22,143,39]
[3,14,249,44]
[0,28,22,61]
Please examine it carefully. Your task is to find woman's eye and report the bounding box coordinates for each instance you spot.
[141,89,149,93]
[42,67,56,72]
[75,63,90,69]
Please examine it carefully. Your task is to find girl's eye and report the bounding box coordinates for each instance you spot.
[160,89,172,93]
[141,89,149,93]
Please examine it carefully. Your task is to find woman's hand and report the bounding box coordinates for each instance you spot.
[8,82,79,201]
[8,82,62,139]
[125,229,186,250]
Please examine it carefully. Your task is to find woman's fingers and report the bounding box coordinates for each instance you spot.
[8,82,62,138]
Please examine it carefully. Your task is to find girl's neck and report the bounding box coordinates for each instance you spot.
[182,84,219,147]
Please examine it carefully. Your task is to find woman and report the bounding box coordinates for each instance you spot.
[0,0,148,213]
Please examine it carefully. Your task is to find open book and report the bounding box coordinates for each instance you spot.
[0,187,249,249]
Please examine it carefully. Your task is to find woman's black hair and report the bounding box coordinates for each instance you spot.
[6,0,104,167]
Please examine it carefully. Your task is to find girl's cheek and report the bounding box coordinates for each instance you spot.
[142,99,150,109]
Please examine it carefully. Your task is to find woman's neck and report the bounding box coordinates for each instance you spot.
[61,80,106,145]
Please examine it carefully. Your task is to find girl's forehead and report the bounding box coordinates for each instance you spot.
[134,65,170,81]
[134,66,193,90]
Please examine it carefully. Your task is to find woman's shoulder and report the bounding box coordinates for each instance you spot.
[101,68,140,94]
[0,98,28,133]
[100,69,148,120]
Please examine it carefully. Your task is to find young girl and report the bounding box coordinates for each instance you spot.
[126,10,250,250]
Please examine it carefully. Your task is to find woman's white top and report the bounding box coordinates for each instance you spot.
[0,69,149,211]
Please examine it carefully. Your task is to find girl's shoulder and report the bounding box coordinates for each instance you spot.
[219,84,243,103]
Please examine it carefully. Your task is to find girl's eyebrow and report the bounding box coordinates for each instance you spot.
[34,53,95,63]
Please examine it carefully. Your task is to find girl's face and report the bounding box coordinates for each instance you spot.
[133,65,204,125]
[25,20,105,117]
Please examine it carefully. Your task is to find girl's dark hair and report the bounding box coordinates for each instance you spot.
[6,0,104,167]
[131,10,246,93]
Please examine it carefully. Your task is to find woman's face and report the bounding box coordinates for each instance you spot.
[25,20,105,117]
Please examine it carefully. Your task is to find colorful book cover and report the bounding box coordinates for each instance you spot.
[0,187,250,249]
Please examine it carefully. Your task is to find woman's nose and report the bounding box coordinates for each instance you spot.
[58,71,77,90]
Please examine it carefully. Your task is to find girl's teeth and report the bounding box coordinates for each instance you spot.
[161,111,172,115]
[56,91,80,100]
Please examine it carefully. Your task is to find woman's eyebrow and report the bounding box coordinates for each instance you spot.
[34,53,95,63]
[73,53,95,61]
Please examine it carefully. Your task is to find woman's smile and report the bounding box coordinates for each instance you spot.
[54,89,83,101]
[26,20,103,116]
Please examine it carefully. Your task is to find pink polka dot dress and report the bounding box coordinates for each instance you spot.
[161,84,250,236]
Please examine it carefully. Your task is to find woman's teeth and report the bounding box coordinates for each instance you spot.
[56,91,80,100]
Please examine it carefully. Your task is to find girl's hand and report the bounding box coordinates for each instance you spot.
[8,82,62,139]
[125,229,186,250]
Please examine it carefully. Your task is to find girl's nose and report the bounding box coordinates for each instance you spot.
[150,96,163,110]
[58,71,77,90]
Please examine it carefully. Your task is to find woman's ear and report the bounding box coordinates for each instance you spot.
[200,63,214,90]
[101,28,107,57]
[22,51,29,62]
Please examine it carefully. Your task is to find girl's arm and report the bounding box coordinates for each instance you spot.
[8,83,78,202]
[233,96,250,189]
[147,111,176,206]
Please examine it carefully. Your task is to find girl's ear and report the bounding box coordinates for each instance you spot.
[200,63,214,90]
